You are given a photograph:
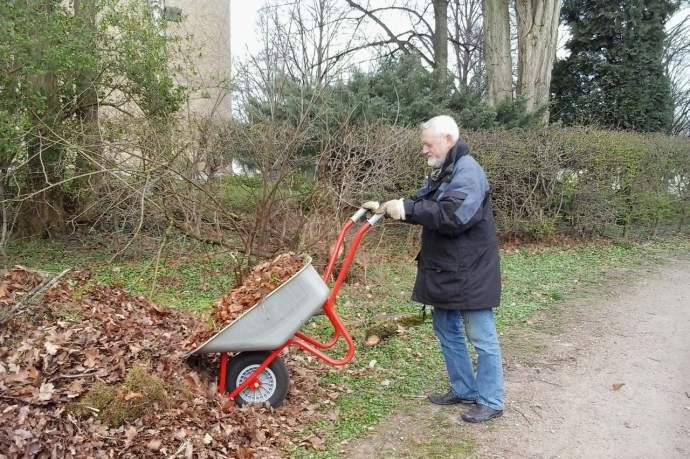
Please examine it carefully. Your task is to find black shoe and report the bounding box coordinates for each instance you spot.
[427,390,477,406]
[460,404,503,423]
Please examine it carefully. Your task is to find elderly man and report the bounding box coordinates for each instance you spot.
[366,115,504,423]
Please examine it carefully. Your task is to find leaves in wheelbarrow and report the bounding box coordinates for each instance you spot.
[212,252,305,325]
[0,265,331,458]
[186,252,305,350]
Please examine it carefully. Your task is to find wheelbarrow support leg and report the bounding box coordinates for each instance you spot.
[218,352,228,395]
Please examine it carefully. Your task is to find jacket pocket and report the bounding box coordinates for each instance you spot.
[418,258,461,303]
[420,256,458,272]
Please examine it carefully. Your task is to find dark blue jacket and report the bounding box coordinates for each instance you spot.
[403,141,501,310]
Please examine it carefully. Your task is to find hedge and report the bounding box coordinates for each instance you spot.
[328,126,690,238]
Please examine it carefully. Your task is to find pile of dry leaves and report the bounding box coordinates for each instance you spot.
[0,266,46,326]
[0,265,336,458]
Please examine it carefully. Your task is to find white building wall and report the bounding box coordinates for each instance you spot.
[165,0,232,120]
[62,0,233,120]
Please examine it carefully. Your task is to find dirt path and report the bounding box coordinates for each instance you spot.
[345,257,690,459]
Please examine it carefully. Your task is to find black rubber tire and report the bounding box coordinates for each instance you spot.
[225,351,289,408]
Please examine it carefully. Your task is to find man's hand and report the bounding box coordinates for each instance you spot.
[361,201,380,211]
[376,199,406,220]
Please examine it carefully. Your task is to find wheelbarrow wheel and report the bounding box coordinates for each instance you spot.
[226,351,289,408]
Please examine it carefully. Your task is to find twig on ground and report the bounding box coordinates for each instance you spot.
[0,267,71,325]
[167,440,192,459]
[54,370,99,380]
[534,377,562,387]
[512,405,533,425]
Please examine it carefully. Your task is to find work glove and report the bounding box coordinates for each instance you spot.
[360,201,380,211]
[376,199,406,220]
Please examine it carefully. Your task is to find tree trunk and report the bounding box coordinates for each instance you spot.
[74,0,102,196]
[148,0,165,22]
[24,82,65,237]
[482,0,512,107]
[515,0,561,121]
[0,171,9,262]
[20,0,66,237]
[432,0,449,92]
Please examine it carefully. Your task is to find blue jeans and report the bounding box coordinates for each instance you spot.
[432,307,504,410]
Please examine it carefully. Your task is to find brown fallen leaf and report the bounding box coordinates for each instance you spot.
[37,382,55,401]
[365,335,380,347]
[66,379,85,398]
[124,426,138,448]
[309,435,326,451]
[254,428,266,443]
[83,347,99,368]
[611,383,625,391]
[237,446,254,459]
[184,372,202,393]
[44,341,59,356]
[23,441,42,457]
[147,438,162,451]
[123,392,144,401]
[221,397,236,412]
[28,367,39,381]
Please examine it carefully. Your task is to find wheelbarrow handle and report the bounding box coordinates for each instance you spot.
[350,207,368,222]
[367,212,384,225]
[324,207,383,283]
[351,207,384,225]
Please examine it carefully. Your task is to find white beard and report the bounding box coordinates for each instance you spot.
[427,156,445,168]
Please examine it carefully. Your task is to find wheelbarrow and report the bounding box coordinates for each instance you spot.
[186,207,384,407]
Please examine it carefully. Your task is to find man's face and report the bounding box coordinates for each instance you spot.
[421,129,454,168]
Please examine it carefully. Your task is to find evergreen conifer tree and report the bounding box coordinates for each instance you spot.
[551,0,679,132]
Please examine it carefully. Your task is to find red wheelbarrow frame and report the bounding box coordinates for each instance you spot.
[219,208,383,400]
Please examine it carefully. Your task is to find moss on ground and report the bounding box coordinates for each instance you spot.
[70,364,173,427]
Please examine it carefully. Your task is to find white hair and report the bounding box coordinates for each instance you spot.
[421,115,459,142]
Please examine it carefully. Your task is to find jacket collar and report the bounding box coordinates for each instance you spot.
[430,140,469,184]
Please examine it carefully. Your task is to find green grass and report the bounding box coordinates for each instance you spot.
[7,234,690,457]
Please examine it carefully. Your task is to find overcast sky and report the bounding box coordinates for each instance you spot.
[230,1,261,60]
[230,1,690,70]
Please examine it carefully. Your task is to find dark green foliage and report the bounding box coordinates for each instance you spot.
[493,97,548,130]
[0,0,183,130]
[551,0,679,132]
[337,55,451,125]
[243,54,543,131]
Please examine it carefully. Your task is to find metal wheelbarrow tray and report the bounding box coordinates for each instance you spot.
[187,259,329,355]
